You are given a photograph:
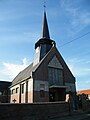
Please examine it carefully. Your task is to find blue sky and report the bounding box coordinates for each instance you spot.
[0,0,90,91]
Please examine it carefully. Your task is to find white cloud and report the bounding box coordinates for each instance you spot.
[0,58,31,81]
[85,80,90,84]
[67,58,90,77]
[60,0,90,33]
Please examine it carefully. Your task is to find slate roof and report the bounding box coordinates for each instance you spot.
[11,46,53,87]
[42,11,50,39]
[11,63,40,87]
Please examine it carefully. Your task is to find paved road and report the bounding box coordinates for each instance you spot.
[49,112,90,120]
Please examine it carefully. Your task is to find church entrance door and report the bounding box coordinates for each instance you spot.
[49,87,66,102]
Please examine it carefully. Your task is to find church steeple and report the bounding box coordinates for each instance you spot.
[42,11,50,39]
[33,6,56,66]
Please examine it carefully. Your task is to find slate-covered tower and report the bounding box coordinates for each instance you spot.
[33,11,55,66]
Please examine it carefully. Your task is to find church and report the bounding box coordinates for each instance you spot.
[10,10,76,103]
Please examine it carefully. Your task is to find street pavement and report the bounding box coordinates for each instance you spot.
[49,111,90,120]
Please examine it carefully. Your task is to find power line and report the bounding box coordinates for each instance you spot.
[59,31,90,47]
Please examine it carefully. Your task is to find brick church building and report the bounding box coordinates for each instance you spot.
[10,11,76,104]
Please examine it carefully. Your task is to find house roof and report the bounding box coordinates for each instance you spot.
[77,89,90,95]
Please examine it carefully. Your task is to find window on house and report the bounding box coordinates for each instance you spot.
[21,84,24,94]
[16,87,19,93]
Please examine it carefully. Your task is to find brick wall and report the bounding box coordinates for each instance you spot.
[87,100,90,112]
[0,102,69,120]
[82,100,90,112]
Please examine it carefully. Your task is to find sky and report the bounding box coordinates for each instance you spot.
[0,0,90,91]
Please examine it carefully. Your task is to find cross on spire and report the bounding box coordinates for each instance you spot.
[42,0,50,39]
[44,0,46,12]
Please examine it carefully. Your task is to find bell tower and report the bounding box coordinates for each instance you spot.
[33,7,56,66]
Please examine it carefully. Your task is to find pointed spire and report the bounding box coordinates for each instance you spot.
[42,10,50,39]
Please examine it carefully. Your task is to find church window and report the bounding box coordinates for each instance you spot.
[40,84,45,97]
[21,84,24,94]
[12,89,15,94]
[40,84,45,90]
[48,67,63,86]
[16,87,19,93]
